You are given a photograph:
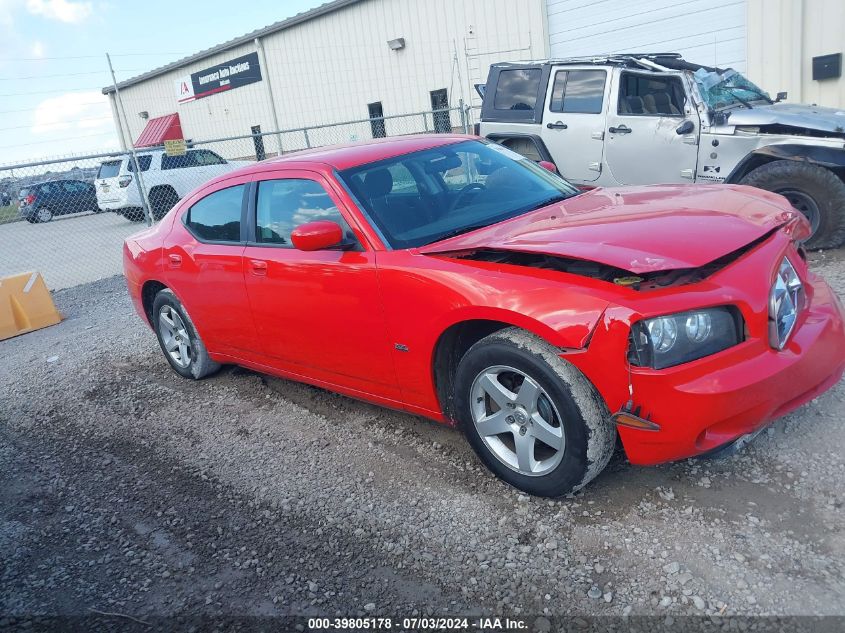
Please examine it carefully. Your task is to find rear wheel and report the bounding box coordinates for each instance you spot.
[152,288,221,380]
[454,328,616,497]
[35,207,54,223]
[739,160,845,249]
[150,187,180,220]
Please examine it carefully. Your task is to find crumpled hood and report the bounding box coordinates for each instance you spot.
[727,102,845,134]
[419,184,795,274]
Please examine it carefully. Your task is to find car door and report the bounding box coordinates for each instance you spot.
[540,67,609,183]
[603,70,699,185]
[241,169,400,399]
[162,174,258,355]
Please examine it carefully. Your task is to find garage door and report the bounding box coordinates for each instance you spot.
[546,0,747,72]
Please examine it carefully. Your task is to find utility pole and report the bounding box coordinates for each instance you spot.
[107,52,153,226]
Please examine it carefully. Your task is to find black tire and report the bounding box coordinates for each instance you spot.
[93,206,106,214]
[454,328,616,497]
[151,288,221,380]
[122,207,146,222]
[150,187,180,220]
[739,160,845,249]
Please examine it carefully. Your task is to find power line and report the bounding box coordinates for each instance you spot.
[0,102,107,114]
[0,69,148,81]
[0,52,195,62]
[0,115,113,132]
[0,87,112,97]
[0,131,116,149]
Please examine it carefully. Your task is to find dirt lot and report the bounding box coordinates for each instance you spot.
[1,250,845,626]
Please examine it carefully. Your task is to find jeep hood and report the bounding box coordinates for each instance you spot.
[727,102,845,134]
[419,184,794,274]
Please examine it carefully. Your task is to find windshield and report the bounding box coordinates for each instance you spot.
[337,140,579,249]
[693,67,771,110]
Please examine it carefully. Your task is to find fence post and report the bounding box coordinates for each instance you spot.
[459,100,468,134]
[303,128,311,148]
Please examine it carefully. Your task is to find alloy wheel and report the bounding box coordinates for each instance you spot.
[159,305,192,368]
[470,365,565,477]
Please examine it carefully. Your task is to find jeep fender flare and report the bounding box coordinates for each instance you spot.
[725,144,845,183]
[483,133,555,164]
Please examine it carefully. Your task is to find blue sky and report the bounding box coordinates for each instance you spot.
[0,0,325,164]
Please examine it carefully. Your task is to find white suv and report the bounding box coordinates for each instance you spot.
[96,149,251,221]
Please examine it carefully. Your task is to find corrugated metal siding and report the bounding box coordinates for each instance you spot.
[546,0,747,71]
[748,0,845,108]
[111,0,547,153]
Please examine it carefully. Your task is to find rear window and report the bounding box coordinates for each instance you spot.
[494,69,541,111]
[98,161,122,179]
[19,188,29,197]
[185,184,244,242]
[127,155,153,172]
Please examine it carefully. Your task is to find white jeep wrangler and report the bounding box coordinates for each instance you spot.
[478,53,845,249]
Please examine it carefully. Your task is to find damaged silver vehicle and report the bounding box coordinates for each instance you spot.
[478,53,845,249]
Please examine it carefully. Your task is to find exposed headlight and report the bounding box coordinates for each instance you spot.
[629,307,743,369]
[769,257,804,350]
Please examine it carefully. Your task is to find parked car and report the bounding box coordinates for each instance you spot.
[18,179,101,223]
[96,149,251,221]
[0,190,11,207]
[123,135,845,497]
[478,53,845,249]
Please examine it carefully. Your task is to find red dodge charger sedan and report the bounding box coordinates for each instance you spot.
[124,135,845,497]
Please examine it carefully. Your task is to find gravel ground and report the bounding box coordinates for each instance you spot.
[1,250,844,626]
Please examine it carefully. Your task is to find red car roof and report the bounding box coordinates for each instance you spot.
[254,134,473,171]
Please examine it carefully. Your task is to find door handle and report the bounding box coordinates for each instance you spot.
[250,259,268,276]
[608,125,632,134]
[546,121,568,130]
[168,253,182,267]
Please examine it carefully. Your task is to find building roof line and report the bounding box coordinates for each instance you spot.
[102,0,364,95]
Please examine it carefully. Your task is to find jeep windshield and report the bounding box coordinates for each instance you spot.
[338,140,579,249]
[693,67,772,110]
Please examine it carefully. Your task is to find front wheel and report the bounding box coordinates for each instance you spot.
[152,288,221,380]
[739,160,845,249]
[454,328,616,497]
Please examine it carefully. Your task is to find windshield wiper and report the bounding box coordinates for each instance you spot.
[428,223,492,244]
[719,86,754,109]
[519,193,568,214]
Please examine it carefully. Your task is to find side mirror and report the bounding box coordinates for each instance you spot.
[675,120,695,135]
[538,160,558,174]
[290,220,344,251]
[776,91,788,102]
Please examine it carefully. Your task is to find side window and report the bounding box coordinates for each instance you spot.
[39,183,54,194]
[493,69,541,111]
[162,152,198,170]
[127,155,152,172]
[193,150,226,166]
[618,73,685,116]
[256,179,347,246]
[550,70,606,113]
[184,184,244,242]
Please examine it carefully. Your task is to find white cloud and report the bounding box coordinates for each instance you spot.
[32,91,111,134]
[25,0,93,23]
[30,40,45,57]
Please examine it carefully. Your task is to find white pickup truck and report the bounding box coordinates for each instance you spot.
[96,148,251,221]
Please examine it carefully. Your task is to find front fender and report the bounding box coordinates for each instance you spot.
[726,144,845,182]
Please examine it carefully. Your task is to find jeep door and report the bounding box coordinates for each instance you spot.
[540,67,609,183]
[603,70,699,185]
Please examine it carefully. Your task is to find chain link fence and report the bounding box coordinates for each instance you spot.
[0,106,471,291]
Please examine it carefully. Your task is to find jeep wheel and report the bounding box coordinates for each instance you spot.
[454,328,616,497]
[739,160,845,249]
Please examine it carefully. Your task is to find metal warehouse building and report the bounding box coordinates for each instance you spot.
[105,0,845,153]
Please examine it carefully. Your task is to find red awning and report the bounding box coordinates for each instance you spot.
[134,113,183,148]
